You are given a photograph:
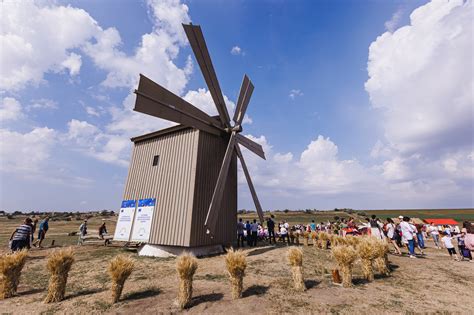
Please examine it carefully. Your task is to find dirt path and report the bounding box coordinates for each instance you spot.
[1,241,473,314]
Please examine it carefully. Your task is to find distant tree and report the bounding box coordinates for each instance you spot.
[334,208,338,211]
[284,209,289,213]
[305,209,312,214]
[13,211,22,216]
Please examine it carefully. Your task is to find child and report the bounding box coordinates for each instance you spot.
[441,232,460,261]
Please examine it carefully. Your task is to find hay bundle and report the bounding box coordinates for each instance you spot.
[108,255,135,303]
[356,238,379,281]
[345,235,360,248]
[331,245,357,288]
[225,248,247,299]
[302,232,309,246]
[44,248,75,303]
[318,232,329,249]
[289,230,295,244]
[176,253,198,309]
[373,241,390,276]
[311,232,318,247]
[287,247,306,291]
[0,249,28,299]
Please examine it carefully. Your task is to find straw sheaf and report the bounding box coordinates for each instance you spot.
[0,249,28,299]
[287,247,303,267]
[310,232,318,240]
[108,255,135,282]
[357,238,379,260]
[44,247,75,303]
[176,253,198,279]
[345,236,360,247]
[225,248,247,278]
[331,245,358,266]
[318,232,329,241]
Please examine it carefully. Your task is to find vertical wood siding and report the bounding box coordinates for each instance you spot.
[190,131,237,247]
[123,128,199,246]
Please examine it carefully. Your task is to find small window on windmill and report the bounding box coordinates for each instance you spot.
[152,155,160,167]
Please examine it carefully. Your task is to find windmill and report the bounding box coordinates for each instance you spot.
[116,23,265,255]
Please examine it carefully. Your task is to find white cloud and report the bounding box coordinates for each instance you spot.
[384,8,404,32]
[0,97,23,121]
[0,127,56,173]
[85,106,100,117]
[231,46,242,55]
[0,1,99,90]
[365,0,472,156]
[28,98,58,110]
[363,0,473,204]
[289,89,303,99]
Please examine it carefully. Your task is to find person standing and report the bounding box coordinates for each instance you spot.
[441,232,460,261]
[245,220,252,246]
[369,215,383,239]
[78,219,88,245]
[251,219,259,247]
[429,222,441,249]
[9,218,33,251]
[267,215,276,244]
[280,222,289,245]
[33,217,49,248]
[310,220,316,232]
[386,218,402,255]
[237,218,245,248]
[400,216,416,258]
[415,224,425,249]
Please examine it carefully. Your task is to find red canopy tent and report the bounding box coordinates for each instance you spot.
[424,218,459,225]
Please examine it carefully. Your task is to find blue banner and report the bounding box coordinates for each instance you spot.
[138,198,156,207]
[121,200,136,208]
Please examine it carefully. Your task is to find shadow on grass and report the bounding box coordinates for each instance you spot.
[304,279,320,289]
[18,288,45,296]
[242,284,269,297]
[247,246,278,256]
[188,293,223,307]
[66,288,105,300]
[123,287,161,301]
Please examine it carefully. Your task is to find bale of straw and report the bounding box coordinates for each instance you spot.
[289,231,295,244]
[373,241,390,276]
[302,232,309,246]
[225,248,247,299]
[331,245,357,288]
[44,247,75,303]
[287,247,306,291]
[318,232,329,249]
[345,235,360,248]
[0,249,28,299]
[176,253,198,309]
[357,238,379,282]
[108,255,135,303]
[311,232,318,247]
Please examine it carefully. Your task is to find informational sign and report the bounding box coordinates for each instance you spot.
[130,198,156,242]
[113,200,137,241]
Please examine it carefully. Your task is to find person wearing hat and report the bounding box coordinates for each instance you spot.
[9,218,33,251]
[78,219,88,245]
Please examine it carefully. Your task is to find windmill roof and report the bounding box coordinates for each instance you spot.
[131,125,191,143]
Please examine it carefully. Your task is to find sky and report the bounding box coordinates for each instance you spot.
[0,0,472,212]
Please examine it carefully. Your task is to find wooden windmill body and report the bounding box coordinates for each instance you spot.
[118,23,265,256]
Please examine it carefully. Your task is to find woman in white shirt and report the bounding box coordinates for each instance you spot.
[429,222,441,249]
[386,218,402,255]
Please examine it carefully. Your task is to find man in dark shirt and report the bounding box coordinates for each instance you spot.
[267,215,276,244]
[10,218,32,251]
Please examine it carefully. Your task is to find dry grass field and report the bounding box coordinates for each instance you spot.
[1,212,474,314]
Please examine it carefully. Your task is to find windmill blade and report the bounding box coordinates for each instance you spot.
[233,75,254,125]
[235,144,264,223]
[183,23,231,128]
[236,134,266,160]
[205,132,237,235]
[134,74,223,136]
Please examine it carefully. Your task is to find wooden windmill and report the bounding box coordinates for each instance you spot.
[118,23,265,255]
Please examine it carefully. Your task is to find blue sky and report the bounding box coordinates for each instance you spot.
[0,0,472,212]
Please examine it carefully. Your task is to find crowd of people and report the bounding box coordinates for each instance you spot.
[235,215,474,262]
[8,216,109,251]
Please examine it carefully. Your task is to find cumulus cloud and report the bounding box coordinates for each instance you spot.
[384,8,404,32]
[28,98,58,110]
[0,127,56,173]
[231,46,242,55]
[289,89,303,99]
[0,1,99,90]
[0,97,23,121]
[365,0,473,202]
